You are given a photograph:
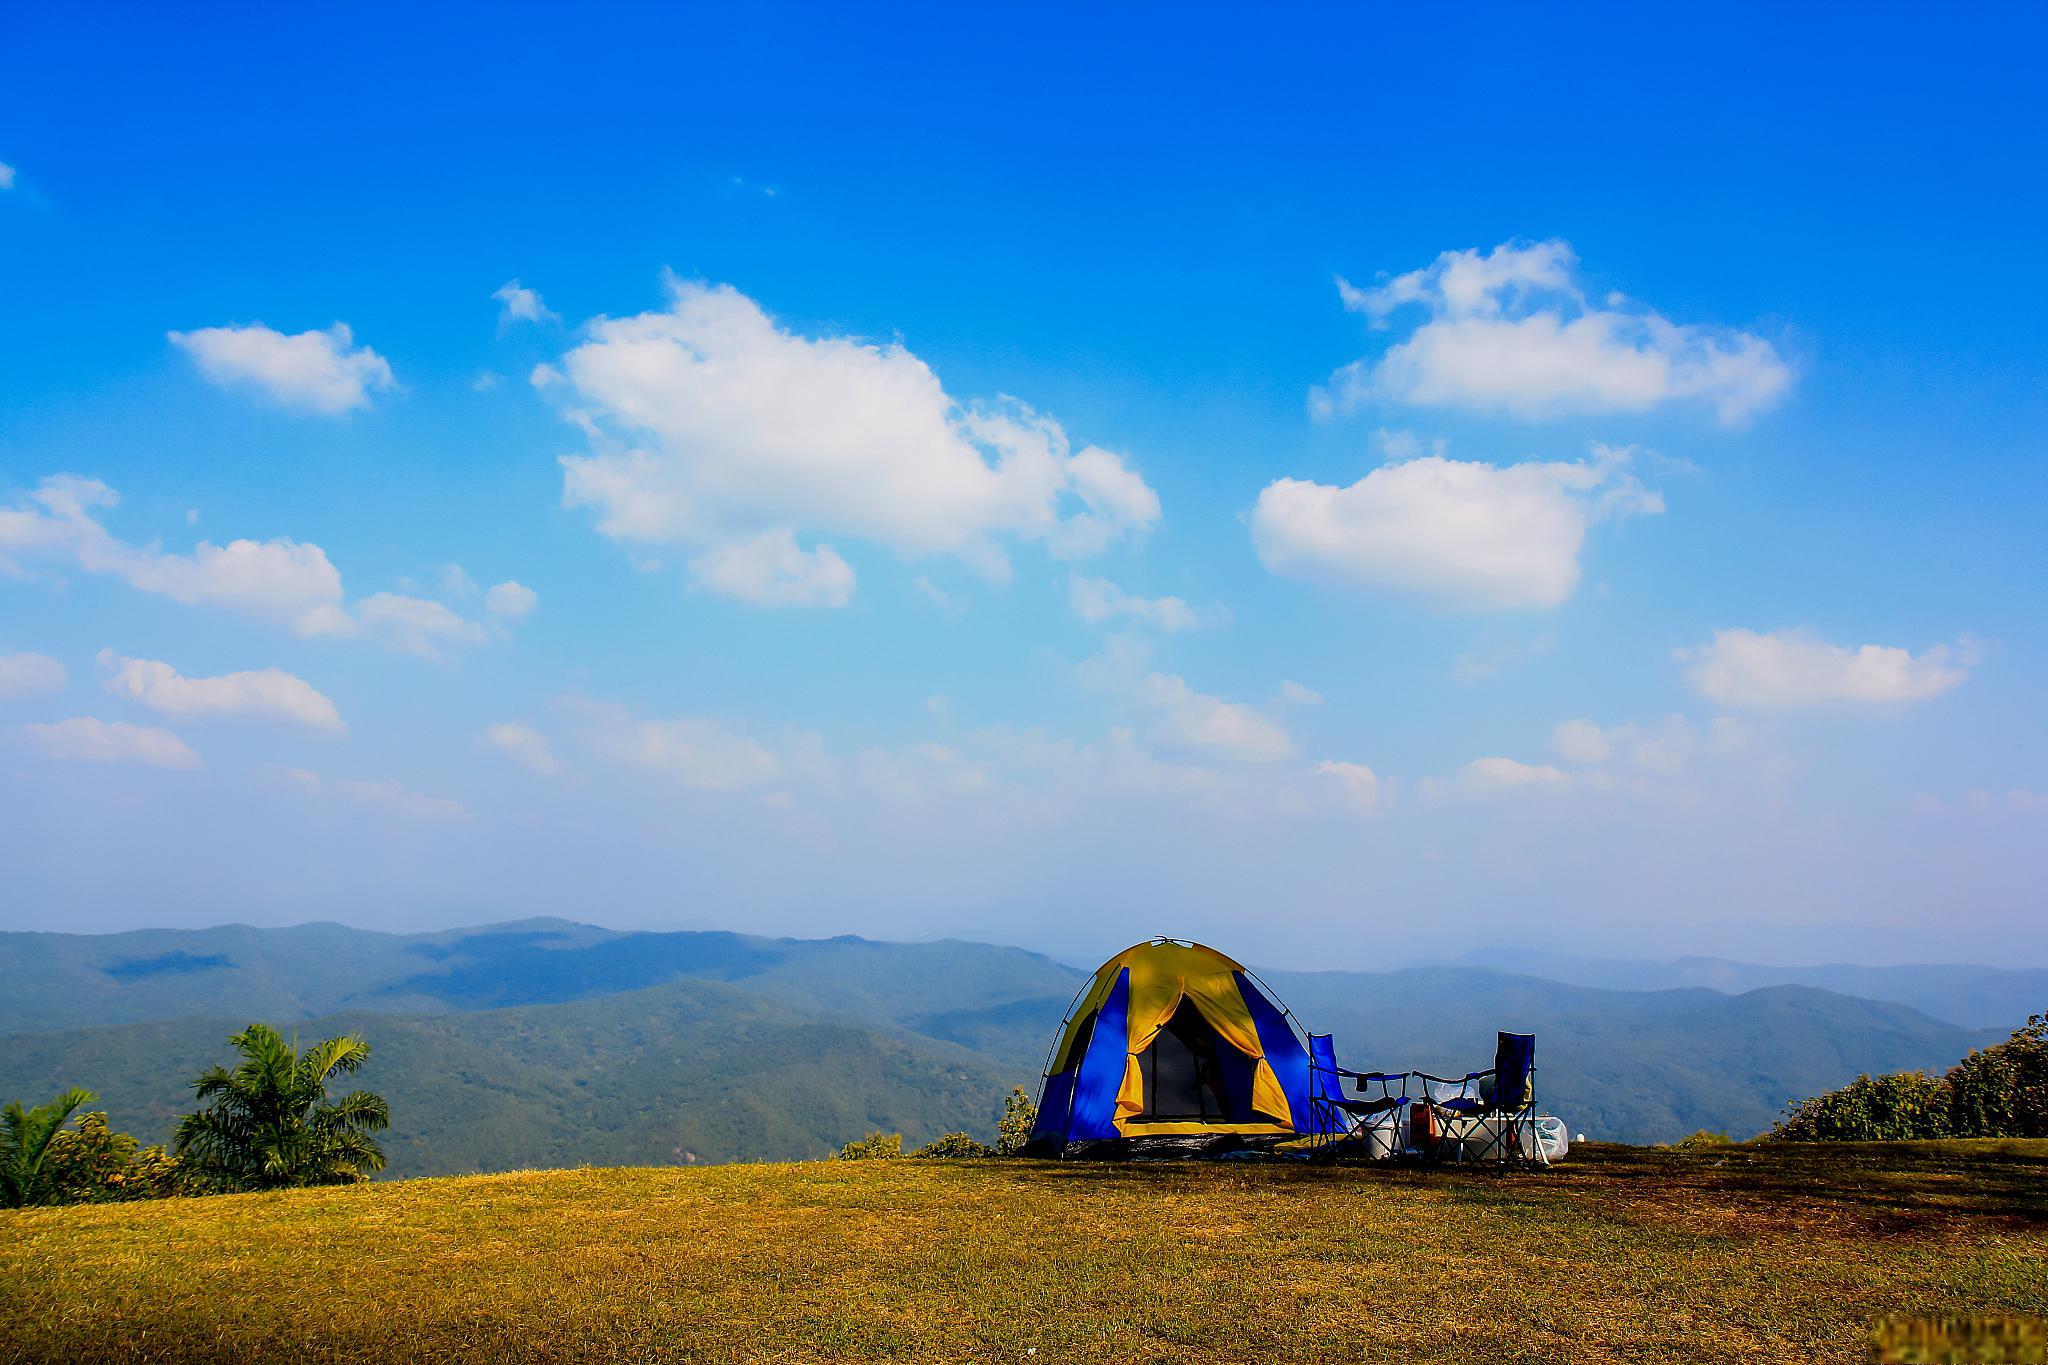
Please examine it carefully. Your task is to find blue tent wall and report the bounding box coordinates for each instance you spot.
[1030,967,1134,1146]
[1067,968,1132,1141]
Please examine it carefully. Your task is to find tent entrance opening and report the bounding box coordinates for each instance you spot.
[1136,998,1231,1122]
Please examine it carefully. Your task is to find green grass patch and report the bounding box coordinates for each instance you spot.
[4,1141,2045,1363]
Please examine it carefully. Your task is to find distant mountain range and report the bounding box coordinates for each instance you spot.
[1444,947,2048,1030]
[0,919,2026,1173]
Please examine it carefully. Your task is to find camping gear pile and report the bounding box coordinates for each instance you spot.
[1026,938,1568,1166]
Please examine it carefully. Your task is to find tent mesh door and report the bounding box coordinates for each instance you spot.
[1136,998,1230,1122]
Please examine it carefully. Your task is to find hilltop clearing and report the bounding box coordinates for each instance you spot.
[4,1141,2044,1363]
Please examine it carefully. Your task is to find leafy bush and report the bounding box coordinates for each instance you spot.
[41,1113,196,1203]
[909,1132,993,1158]
[1671,1130,1734,1150]
[1948,1014,2048,1139]
[996,1086,1037,1156]
[837,1131,902,1160]
[1774,1071,1958,1141]
[1772,1012,2048,1142]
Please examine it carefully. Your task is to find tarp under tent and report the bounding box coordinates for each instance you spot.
[1026,938,1317,1157]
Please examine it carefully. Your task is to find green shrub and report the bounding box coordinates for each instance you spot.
[837,1131,902,1160]
[1771,1011,2048,1142]
[1671,1130,1734,1150]
[909,1132,993,1158]
[1948,1013,2048,1139]
[41,1113,197,1203]
[1772,1071,1952,1141]
[996,1086,1037,1156]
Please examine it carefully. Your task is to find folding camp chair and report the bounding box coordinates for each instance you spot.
[1413,1031,1543,1168]
[1306,1033,1411,1160]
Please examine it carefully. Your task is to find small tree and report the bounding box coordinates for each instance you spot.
[175,1024,389,1190]
[996,1086,1037,1156]
[0,1087,96,1208]
[837,1131,903,1160]
[42,1113,195,1203]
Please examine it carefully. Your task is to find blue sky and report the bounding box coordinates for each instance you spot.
[2,7,2043,966]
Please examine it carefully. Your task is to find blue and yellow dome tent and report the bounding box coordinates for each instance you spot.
[1026,938,1321,1156]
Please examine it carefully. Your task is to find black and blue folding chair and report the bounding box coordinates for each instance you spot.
[1414,1031,1543,1168]
[1305,1033,1411,1160]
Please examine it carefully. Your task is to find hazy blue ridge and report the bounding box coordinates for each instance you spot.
[1446,948,2048,1031]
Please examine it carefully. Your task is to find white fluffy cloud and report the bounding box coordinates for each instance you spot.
[482,722,563,776]
[1135,672,1295,764]
[553,278,1160,606]
[24,717,200,769]
[96,651,343,731]
[1250,445,1661,608]
[353,593,486,660]
[0,652,66,700]
[169,322,396,415]
[484,579,539,621]
[492,280,558,327]
[1457,755,1571,794]
[689,531,855,608]
[1314,759,1388,816]
[1,475,349,634]
[1550,718,1612,765]
[1,476,512,657]
[1318,240,1793,425]
[1067,575,1216,633]
[0,162,15,190]
[1680,629,1968,708]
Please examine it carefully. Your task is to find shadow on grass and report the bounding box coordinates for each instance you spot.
[992,1139,2048,1234]
[1537,1141,2048,1234]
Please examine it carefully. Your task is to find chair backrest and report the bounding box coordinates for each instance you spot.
[1308,1033,1340,1087]
[1493,1031,1535,1111]
[1306,1033,1342,1135]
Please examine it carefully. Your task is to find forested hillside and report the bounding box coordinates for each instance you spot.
[0,920,2004,1163]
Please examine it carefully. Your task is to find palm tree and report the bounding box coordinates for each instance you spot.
[174,1025,390,1190]
[0,1087,97,1207]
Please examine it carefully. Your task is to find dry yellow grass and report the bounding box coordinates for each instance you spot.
[4,1141,2045,1363]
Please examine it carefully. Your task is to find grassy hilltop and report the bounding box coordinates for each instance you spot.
[5,1142,2045,1364]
